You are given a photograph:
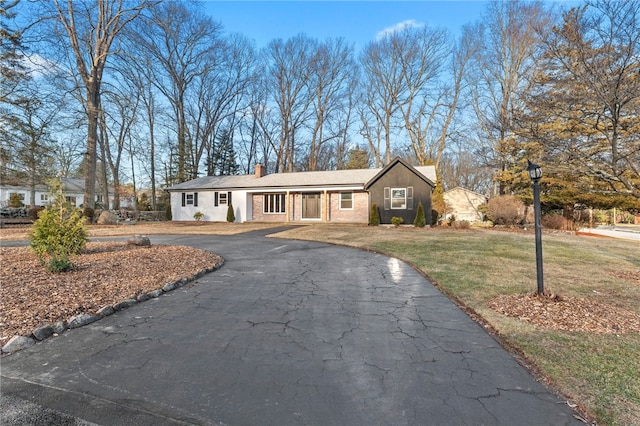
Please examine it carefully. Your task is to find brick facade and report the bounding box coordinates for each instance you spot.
[251,191,369,223]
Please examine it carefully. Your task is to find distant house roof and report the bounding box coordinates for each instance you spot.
[443,187,487,200]
[167,160,437,192]
[0,178,113,193]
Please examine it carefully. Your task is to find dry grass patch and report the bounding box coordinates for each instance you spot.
[0,221,287,241]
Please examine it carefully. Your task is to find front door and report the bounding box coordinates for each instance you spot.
[302,193,321,219]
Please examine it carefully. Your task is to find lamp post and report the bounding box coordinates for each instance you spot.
[527,160,544,294]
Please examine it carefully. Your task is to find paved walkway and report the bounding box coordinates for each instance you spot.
[1,230,581,425]
[578,225,640,241]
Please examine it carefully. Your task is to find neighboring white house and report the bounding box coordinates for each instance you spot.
[166,159,437,224]
[0,178,124,209]
[443,187,488,222]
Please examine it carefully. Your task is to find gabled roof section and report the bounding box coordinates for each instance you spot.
[444,186,488,199]
[166,159,436,192]
[364,157,435,190]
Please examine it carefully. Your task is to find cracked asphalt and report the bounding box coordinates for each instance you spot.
[1,228,582,425]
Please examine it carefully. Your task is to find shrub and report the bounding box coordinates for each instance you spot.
[29,202,87,273]
[28,206,45,220]
[431,210,439,226]
[227,203,235,223]
[165,203,172,221]
[369,203,380,226]
[447,214,456,227]
[413,202,426,227]
[453,220,470,229]
[486,195,525,226]
[542,213,567,230]
[193,211,204,221]
[83,207,95,224]
[391,216,404,227]
[9,193,23,208]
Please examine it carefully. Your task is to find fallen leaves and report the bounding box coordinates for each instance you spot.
[0,242,222,346]
[489,292,640,334]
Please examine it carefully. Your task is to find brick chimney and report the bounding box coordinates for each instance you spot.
[255,164,266,178]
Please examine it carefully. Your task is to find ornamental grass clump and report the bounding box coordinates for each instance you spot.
[29,178,87,272]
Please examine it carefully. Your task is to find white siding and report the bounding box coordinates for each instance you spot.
[170,190,250,223]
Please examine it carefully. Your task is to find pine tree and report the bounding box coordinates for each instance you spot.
[413,202,426,227]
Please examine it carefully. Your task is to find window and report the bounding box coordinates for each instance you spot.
[264,193,286,213]
[181,192,198,207]
[340,192,353,209]
[214,191,231,206]
[391,188,406,209]
[40,194,49,202]
[65,196,77,206]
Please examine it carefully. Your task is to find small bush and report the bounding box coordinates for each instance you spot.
[486,195,525,226]
[9,193,23,208]
[165,203,172,221]
[391,216,404,227]
[227,203,235,223]
[29,205,87,273]
[83,207,95,223]
[193,211,204,221]
[413,202,426,227]
[431,210,439,226]
[447,214,456,227]
[453,220,470,229]
[542,213,567,230]
[28,206,45,220]
[369,203,380,226]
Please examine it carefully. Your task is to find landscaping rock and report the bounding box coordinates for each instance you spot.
[136,293,151,302]
[32,325,54,341]
[146,289,164,298]
[96,210,118,225]
[127,235,150,246]
[2,335,35,353]
[113,299,137,311]
[67,313,100,329]
[162,280,180,292]
[52,321,66,334]
[97,306,115,317]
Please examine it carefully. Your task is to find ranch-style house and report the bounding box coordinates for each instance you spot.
[166,157,436,225]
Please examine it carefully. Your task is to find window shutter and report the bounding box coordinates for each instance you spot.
[214,192,219,206]
[228,191,232,205]
[181,193,186,207]
[383,187,390,210]
[407,187,414,210]
[194,192,198,207]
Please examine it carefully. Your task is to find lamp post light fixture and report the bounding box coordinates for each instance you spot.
[527,160,544,294]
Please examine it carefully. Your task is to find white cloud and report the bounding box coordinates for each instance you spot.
[375,19,425,40]
[21,54,60,78]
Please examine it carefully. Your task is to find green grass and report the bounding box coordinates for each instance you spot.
[275,225,640,425]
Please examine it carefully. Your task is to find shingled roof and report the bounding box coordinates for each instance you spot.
[167,163,436,192]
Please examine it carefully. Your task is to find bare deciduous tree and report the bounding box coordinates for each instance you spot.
[44,0,153,208]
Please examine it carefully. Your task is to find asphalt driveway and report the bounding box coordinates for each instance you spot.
[1,229,581,425]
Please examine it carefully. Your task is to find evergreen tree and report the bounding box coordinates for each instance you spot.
[413,202,426,227]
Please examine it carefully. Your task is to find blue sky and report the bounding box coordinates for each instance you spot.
[202,1,582,50]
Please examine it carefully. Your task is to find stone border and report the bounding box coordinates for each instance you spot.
[1,259,225,355]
